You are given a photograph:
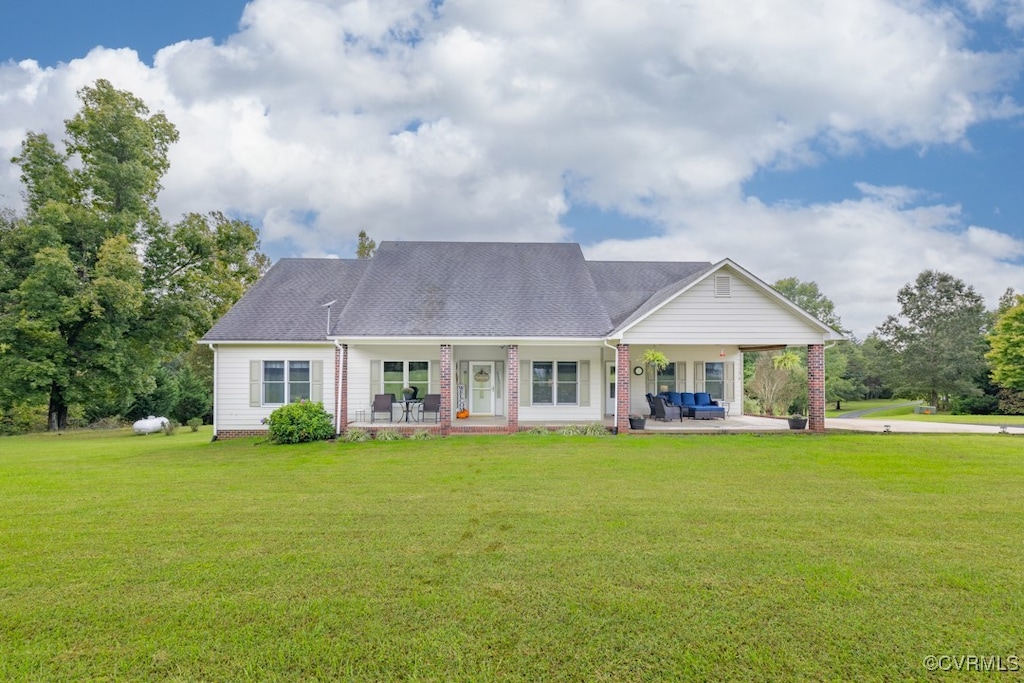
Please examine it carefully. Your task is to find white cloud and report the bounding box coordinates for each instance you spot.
[1,0,1023,334]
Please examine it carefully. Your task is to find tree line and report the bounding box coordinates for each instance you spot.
[0,80,268,433]
[747,273,1024,417]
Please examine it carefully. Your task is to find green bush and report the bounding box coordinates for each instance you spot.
[409,430,435,440]
[582,422,611,436]
[187,417,203,432]
[951,395,1000,415]
[264,401,335,444]
[341,427,370,443]
[161,419,179,436]
[375,429,404,442]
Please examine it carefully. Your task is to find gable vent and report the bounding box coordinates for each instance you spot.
[714,275,731,298]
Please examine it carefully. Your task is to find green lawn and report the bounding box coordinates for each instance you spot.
[824,398,916,417]
[2,429,1022,681]
[864,405,1024,425]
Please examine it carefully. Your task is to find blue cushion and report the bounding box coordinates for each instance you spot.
[695,392,716,406]
[667,391,682,406]
[679,392,696,406]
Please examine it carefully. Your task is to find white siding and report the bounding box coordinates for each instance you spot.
[347,344,443,421]
[214,344,336,432]
[627,346,743,418]
[624,267,827,345]
[519,345,603,422]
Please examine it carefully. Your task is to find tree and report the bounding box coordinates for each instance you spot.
[748,351,805,416]
[874,270,988,410]
[0,80,267,430]
[987,300,1024,391]
[356,230,377,259]
[773,277,845,332]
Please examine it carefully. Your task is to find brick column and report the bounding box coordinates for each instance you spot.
[440,344,453,435]
[338,344,348,432]
[506,345,519,434]
[808,343,825,433]
[616,344,632,433]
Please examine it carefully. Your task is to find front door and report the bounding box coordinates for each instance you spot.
[605,362,616,415]
[470,362,495,415]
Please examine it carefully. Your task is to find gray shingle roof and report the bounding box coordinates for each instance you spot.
[201,259,369,341]
[200,242,714,342]
[586,261,713,328]
[335,242,612,336]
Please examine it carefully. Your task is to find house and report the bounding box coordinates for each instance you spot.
[199,241,843,437]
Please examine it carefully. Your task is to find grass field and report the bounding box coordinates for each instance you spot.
[2,429,1022,681]
[863,405,1024,425]
[824,398,914,417]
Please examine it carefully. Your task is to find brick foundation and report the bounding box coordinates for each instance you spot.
[215,429,269,439]
[808,343,825,433]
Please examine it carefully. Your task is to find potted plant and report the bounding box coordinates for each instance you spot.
[628,414,646,430]
[639,349,670,373]
[787,414,808,430]
[401,386,415,400]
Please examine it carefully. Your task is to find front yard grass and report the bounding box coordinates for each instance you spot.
[1,429,1022,681]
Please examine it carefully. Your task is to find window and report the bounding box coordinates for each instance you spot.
[382,361,429,397]
[647,362,677,395]
[532,361,577,405]
[264,360,310,404]
[704,361,725,400]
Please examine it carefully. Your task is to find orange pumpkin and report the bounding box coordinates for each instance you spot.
[456,409,470,419]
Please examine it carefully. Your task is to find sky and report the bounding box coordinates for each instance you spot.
[2,0,1024,337]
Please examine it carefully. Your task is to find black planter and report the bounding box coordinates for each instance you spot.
[629,417,646,430]
[787,417,808,430]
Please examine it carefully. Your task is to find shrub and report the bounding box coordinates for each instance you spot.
[409,430,435,440]
[582,422,611,436]
[342,427,370,443]
[161,419,179,436]
[0,402,48,435]
[264,401,335,444]
[187,417,203,432]
[997,388,1024,415]
[375,429,404,442]
[951,395,1000,415]
[556,424,584,436]
[523,426,550,435]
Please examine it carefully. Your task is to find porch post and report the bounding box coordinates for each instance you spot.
[506,345,519,434]
[338,344,348,433]
[808,343,825,433]
[616,344,631,433]
[440,344,453,435]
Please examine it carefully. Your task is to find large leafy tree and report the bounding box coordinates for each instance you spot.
[773,277,845,332]
[0,80,267,430]
[987,299,1024,391]
[875,270,988,409]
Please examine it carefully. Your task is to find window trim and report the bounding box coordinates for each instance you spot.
[531,360,579,406]
[380,360,430,396]
[263,360,312,406]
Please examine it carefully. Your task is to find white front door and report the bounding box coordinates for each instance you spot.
[605,362,616,416]
[470,362,495,415]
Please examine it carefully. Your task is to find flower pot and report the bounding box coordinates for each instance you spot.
[629,417,646,430]
[787,417,808,430]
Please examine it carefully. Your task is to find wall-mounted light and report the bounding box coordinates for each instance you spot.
[719,347,726,357]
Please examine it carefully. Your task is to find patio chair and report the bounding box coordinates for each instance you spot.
[418,393,441,423]
[678,392,697,418]
[371,393,396,423]
[651,396,683,422]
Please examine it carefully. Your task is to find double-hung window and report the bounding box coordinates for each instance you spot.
[263,360,311,404]
[532,361,578,405]
[382,361,429,397]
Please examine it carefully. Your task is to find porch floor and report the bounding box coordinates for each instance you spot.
[347,414,792,433]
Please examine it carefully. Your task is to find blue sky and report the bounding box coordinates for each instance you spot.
[2,0,1023,335]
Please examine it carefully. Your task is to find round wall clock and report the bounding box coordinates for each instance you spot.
[633,366,644,376]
